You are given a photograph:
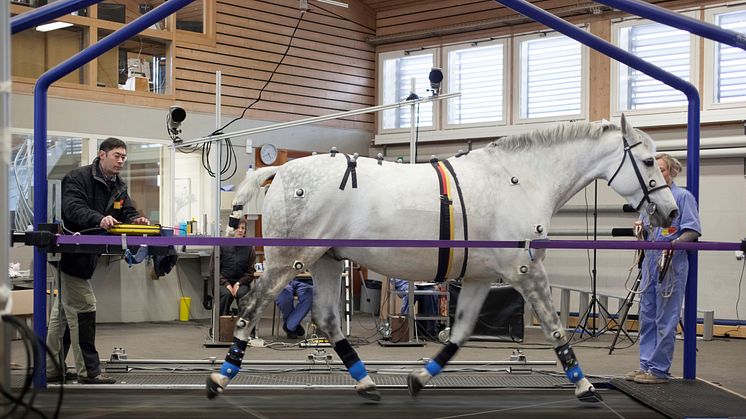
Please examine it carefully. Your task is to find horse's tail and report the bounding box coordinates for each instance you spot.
[227,166,279,232]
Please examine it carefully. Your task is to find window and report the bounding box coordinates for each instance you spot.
[712,9,746,104]
[11,23,88,84]
[96,1,167,30]
[445,41,506,125]
[97,30,169,94]
[614,18,694,111]
[517,33,584,120]
[379,50,435,130]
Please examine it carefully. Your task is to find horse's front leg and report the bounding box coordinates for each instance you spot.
[310,256,381,401]
[408,279,492,398]
[206,265,295,399]
[514,264,602,402]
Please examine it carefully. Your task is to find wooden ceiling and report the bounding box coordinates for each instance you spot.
[359,0,424,12]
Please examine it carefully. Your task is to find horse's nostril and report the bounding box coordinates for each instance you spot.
[669,209,679,220]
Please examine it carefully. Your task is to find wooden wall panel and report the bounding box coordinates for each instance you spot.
[172,0,376,131]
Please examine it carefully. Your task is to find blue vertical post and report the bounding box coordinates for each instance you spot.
[31,0,195,387]
[596,0,746,380]
[493,0,701,379]
[11,0,103,34]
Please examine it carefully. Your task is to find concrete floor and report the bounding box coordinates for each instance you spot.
[13,312,746,396]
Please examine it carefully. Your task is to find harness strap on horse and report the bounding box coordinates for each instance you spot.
[441,160,469,280]
[430,159,455,282]
[339,153,358,190]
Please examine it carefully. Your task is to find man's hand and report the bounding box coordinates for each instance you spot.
[131,217,150,225]
[100,215,120,230]
[228,284,238,297]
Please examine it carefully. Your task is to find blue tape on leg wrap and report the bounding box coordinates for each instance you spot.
[220,361,241,379]
[565,365,584,383]
[425,360,443,377]
[348,360,367,381]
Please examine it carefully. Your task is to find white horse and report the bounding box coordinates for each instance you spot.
[206,115,677,402]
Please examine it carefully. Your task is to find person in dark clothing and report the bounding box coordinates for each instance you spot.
[218,219,256,316]
[46,137,149,384]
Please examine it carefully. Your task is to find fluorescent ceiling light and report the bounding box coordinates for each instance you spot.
[36,21,73,32]
[317,0,348,8]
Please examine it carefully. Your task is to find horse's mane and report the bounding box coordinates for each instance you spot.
[488,121,620,152]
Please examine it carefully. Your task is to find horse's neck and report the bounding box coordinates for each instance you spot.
[509,138,617,213]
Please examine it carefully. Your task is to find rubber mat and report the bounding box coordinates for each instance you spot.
[14,371,606,390]
[610,378,746,418]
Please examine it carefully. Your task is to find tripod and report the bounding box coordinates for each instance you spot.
[572,180,616,340]
[609,268,641,354]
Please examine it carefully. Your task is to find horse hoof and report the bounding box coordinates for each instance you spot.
[356,386,381,402]
[206,373,227,400]
[577,386,603,403]
[407,370,427,399]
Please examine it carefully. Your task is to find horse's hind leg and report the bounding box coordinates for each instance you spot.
[513,266,602,402]
[408,280,492,398]
[206,263,296,399]
[309,255,381,402]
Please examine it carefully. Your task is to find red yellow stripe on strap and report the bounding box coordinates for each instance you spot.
[435,162,455,277]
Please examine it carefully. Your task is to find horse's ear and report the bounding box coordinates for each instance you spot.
[620,113,633,136]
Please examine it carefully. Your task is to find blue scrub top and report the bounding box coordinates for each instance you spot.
[640,182,702,282]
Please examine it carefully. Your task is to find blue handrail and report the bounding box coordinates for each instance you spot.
[10,0,103,34]
[595,0,746,50]
[493,0,701,379]
[31,0,195,387]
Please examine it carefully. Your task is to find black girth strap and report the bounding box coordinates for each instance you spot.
[339,153,358,190]
[430,160,451,282]
[441,160,469,280]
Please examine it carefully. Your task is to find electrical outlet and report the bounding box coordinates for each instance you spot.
[246,138,253,153]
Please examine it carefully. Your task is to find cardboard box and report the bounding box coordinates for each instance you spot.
[389,315,409,343]
[11,289,33,315]
[219,315,237,342]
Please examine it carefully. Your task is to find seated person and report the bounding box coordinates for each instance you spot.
[276,276,313,339]
[392,278,440,337]
[218,219,256,316]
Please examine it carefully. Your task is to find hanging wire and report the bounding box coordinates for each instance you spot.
[179,12,306,181]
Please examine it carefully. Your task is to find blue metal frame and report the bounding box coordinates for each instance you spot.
[10,0,102,34]
[493,0,702,379]
[26,0,195,387]
[594,0,746,380]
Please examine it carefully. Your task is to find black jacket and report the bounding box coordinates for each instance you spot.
[59,158,140,279]
[219,246,256,287]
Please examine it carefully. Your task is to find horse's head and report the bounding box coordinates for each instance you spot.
[605,114,678,227]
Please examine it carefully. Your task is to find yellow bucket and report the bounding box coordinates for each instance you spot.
[179,297,191,322]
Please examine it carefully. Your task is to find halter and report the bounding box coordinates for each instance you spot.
[607,135,670,216]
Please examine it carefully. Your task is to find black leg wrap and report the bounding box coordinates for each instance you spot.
[554,342,578,372]
[333,339,360,369]
[225,338,248,366]
[433,342,459,368]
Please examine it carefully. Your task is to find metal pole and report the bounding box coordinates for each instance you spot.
[409,78,417,164]
[175,92,461,149]
[1,0,12,405]
[31,0,196,387]
[10,0,103,34]
[212,71,222,343]
[493,0,701,378]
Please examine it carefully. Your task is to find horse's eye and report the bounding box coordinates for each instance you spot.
[643,158,654,167]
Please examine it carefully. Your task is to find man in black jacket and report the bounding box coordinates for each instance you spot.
[46,137,149,384]
[218,218,256,315]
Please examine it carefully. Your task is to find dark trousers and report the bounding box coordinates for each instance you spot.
[219,284,251,316]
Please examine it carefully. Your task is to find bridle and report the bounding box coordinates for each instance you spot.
[607,135,670,216]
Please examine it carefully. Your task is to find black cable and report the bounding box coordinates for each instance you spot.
[211,12,305,137]
[1,315,64,419]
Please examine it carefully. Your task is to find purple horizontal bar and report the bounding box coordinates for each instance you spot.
[54,235,741,251]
